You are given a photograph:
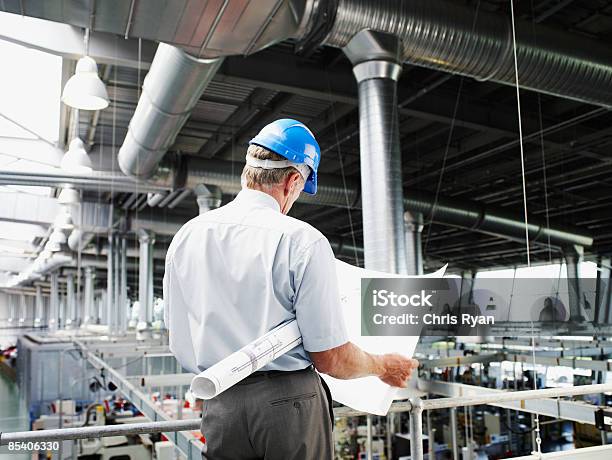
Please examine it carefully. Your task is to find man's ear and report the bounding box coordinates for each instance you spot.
[284,172,302,195]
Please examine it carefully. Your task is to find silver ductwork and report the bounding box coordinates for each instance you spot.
[0,157,593,248]
[118,44,223,179]
[183,157,593,248]
[343,30,407,273]
[322,0,612,108]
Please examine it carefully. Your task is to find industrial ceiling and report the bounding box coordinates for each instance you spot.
[0,0,611,284]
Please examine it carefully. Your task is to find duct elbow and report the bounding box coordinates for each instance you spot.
[68,229,95,251]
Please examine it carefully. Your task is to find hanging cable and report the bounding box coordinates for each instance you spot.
[324,72,360,266]
[510,0,541,455]
[509,0,531,268]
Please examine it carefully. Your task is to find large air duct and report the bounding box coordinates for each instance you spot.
[117,44,223,179]
[321,0,612,108]
[0,158,593,248]
[343,30,407,273]
[182,157,594,249]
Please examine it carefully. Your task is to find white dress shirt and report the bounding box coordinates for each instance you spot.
[163,188,348,374]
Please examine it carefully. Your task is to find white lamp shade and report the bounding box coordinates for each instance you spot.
[58,187,80,205]
[62,56,109,110]
[61,138,92,173]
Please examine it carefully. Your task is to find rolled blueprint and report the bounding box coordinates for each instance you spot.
[190,320,302,399]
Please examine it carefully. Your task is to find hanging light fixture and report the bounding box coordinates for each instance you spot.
[61,56,109,110]
[58,187,80,205]
[61,137,92,173]
[61,27,109,111]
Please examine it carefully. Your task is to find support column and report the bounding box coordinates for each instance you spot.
[49,271,59,332]
[405,212,424,275]
[595,256,611,324]
[34,285,43,327]
[450,407,459,460]
[386,412,394,460]
[107,232,115,333]
[113,234,121,332]
[7,294,15,325]
[83,267,94,325]
[409,397,424,460]
[564,244,588,323]
[138,229,155,330]
[118,236,128,334]
[366,414,373,460]
[18,294,26,325]
[65,273,76,328]
[344,30,407,274]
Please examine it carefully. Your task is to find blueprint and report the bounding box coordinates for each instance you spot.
[320,260,446,415]
[190,260,446,414]
[190,319,302,399]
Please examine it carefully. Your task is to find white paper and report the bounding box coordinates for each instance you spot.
[190,320,302,399]
[190,259,446,415]
[320,261,447,416]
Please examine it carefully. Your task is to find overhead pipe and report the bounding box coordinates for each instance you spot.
[0,157,593,248]
[343,30,407,273]
[117,43,223,179]
[182,157,593,248]
[320,0,612,108]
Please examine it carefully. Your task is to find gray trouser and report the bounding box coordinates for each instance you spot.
[200,367,333,460]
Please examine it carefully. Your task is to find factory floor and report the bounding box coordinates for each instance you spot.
[0,371,30,459]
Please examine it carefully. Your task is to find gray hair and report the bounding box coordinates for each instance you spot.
[242,144,304,190]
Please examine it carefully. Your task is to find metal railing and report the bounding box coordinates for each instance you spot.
[3,382,612,460]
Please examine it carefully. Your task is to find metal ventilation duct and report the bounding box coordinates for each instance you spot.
[0,158,592,248]
[343,30,407,273]
[322,0,612,108]
[1,0,313,58]
[118,44,223,179]
[0,159,593,248]
[182,157,593,248]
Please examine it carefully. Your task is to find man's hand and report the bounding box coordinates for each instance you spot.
[378,354,419,388]
[310,342,419,386]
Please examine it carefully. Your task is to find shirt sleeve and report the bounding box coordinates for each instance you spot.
[292,237,349,352]
[162,254,171,332]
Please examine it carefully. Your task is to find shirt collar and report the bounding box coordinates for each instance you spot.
[235,188,281,213]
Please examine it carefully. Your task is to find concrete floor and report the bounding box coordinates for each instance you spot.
[0,371,30,459]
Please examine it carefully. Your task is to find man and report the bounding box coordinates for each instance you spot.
[164,119,418,460]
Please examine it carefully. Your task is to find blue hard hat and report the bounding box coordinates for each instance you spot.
[249,119,321,195]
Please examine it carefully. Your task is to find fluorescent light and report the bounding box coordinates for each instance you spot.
[61,137,92,173]
[61,56,109,110]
